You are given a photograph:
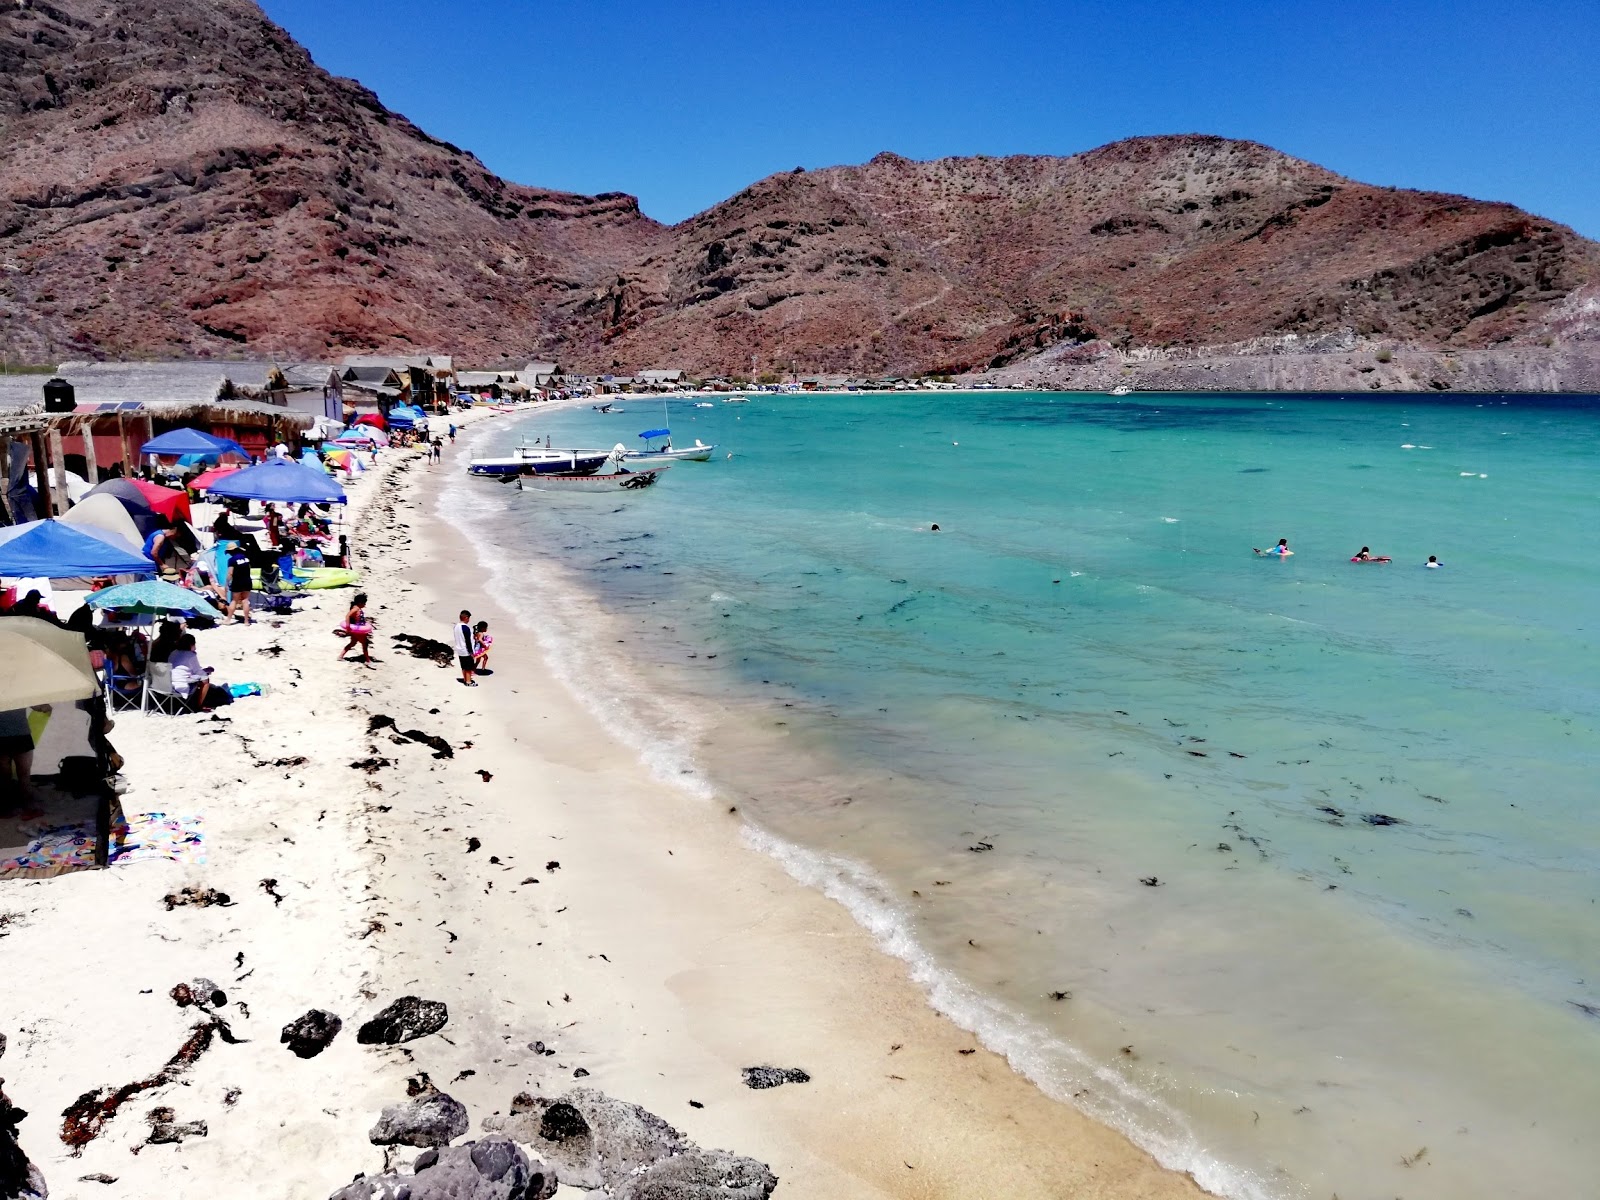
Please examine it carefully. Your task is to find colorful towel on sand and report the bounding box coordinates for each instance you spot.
[0,811,205,873]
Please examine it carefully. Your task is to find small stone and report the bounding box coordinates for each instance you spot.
[357,996,449,1045]
[282,1009,344,1059]
[146,1105,207,1144]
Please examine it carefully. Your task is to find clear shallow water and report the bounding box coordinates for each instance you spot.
[441,392,1600,1200]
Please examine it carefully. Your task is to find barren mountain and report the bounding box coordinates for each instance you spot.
[3,0,1598,384]
[0,0,663,363]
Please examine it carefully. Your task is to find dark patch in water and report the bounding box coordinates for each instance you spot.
[1239,467,1270,474]
[1349,464,1375,470]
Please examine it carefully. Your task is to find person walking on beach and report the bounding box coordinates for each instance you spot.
[224,542,253,625]
[453,610,477,686]
[448,422,457,444]
[472,620,492,673]
[337,592,375,666]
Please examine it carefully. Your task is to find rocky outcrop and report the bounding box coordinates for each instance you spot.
[329,1135,556,1200]
[481,1088,776,1200]
[2,1,1595,386]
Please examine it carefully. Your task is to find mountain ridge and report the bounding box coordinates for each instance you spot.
[3,0,1597,387]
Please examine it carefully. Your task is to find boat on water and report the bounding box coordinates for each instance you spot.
[1110,384,1133,396]
[466,441,612,478]
[723,395,750,404]
[511,464,671,492]
[693,402,715,409]
[623,428,716,464]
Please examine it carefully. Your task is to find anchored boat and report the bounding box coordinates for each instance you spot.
[623,428,716,464]
[466,442,612,478]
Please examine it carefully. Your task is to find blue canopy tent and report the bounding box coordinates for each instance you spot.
[0,521,155,579]
[385,404,429,430]
[139,427,250,461]
[204,458,347,505]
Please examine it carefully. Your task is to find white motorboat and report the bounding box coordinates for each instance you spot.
[623,427,716,464]
[693,402,714,409]
[723,395,750,404]
[1110,384,1133,396]
[466,442,612,478]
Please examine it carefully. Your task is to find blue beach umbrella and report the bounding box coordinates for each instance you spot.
[85,579,222,619]
[0,521,155,579]
[205,458,347,505]
[140,427,249,460]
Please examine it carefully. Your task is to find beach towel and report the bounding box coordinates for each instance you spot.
[0,811,205,873]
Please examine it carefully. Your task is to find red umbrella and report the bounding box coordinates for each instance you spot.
[352,412,387,429]
[189,464,244,492]
[125,478,192,523]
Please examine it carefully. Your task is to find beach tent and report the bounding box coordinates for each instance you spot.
[58,494,145,556]
[27,467,93,504]
[352,412,387,430]
[299,450,329,474]
[205,458,348,505]
[188,464,243,493]
[139,428,249,461]
[304,416,346,441]
[0,521,154,580]
[86,579,221,620]
[0,618,99,710]
[83,478,190,534]
[386,404,429,429]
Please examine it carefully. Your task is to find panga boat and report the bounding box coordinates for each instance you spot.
[623,428,716,464]
[510,464,671,492]
[723,395,750,404]
[1110,384,1133,396]
[466,442,611,478]
[693,402,715,408]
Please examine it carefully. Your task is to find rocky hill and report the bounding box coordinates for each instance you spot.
[3,0,1598,387]
[0,0,664,363]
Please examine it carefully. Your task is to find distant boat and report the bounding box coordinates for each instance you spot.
[694,402,714,409]
[624,428,716,464]
[1110,384,1133,396]
[723,395,750,404]
[466,442,612,478]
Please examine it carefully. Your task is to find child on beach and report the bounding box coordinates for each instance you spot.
[452,609,477,686]
[472,620,492,673]
[338,592,374,666]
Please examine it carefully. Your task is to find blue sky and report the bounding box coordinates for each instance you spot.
[257,0,1600,238]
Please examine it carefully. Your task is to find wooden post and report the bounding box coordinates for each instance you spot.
[28,432,49,518]
[116,412,130,476]
[80,415,99,485]
[47,425,71,513]
[142,412,155,475]
[0,434,11,524]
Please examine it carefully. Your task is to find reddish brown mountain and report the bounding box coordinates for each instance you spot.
[3,0,1597,380]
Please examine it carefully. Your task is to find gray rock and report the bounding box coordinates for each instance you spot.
[1,1080,48,1200]
[483,1087,687,1193]
[739,1066,809,1090]
[281,1009,344,1059]
[369,1090,469,1149]
[357,996,449,1045]
[328,1135,555,1200]
[190,978,227,1009]
[145,1105,207,1145]
[617,1149,779,1200]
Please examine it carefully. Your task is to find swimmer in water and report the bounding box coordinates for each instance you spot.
[930,523,940,532]
[1351,546,1391,562]
[1426,555,1442,568]
[1254,538,1293,557]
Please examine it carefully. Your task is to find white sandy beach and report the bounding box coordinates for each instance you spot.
[1,407,1206,1199]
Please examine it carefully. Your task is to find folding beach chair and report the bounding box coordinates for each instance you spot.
[141,662,189,716]
[106,661,144,713]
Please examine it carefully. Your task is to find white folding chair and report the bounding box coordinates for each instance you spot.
[142,662,190,716]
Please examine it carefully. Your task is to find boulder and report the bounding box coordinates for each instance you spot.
[281,1010,344,1059]
[357,997,449,1045]
[739,1067,809,1090]
[617,1149,779,1200]
[0,1081,48,1200]
[483,1087,686,1192]
[145,1105,207,1145]
[328,1135,555,1200]
[369,1090,469,1149]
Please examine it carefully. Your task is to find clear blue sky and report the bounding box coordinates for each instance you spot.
[257,0,1600,238]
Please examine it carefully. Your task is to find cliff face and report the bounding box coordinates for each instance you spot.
[2,0,1597,386]
[579,139,1600,377]
[0,0,664,362]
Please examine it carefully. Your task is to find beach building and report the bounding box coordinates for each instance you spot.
[263,363,344,423]
[637,369,686,390]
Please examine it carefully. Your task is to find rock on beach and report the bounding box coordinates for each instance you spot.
[356,996,449,1045]
[281,1009,344,1059]
[368,1090,469,1148]
[330,1134,555,1200]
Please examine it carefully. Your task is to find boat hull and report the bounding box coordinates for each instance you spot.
[517,466,671,491]
[467,450,611,477]
[624,445,715,464]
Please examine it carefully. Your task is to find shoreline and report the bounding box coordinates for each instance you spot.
[1,411,1206,1199]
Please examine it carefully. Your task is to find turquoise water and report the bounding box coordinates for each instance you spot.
[443,392,1600,1200]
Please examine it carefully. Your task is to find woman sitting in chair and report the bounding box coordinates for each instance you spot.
[168,633,233,710]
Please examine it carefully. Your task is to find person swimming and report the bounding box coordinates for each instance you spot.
[1351,546,1392,562]
[1426,555,1442,568]
[1254,538,1293,557]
